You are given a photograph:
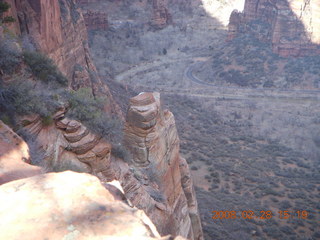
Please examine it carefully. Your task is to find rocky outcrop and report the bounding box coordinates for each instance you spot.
[0,119,191,240]
[18,109,112,176]
[151,0,171,29]
[228,0,320,57]
[0,121,42,185]
[19,92,203,239]
[124,92,203,239]
[83,10,108,31]
[0,171,182,239]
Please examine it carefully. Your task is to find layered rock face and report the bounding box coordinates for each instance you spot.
[228,0,320,57]
[0,171,178,240]
[0,120,189,239]
[124,92,203,239]
[19,109,113,177]
[19,93,203,239]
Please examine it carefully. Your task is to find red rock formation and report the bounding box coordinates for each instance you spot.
[4,0,119,115]
[151,0,172,29]
[228,0,320,57]
[0,121,42,185]
[19,93,203,239]
[124,92,203,239]
[1,1,203,237]
[83,10,108,31]
[77,0,172,29]
[0,171,186,239]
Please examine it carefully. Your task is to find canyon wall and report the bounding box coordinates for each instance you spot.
[228,0,320,57]
[1,0,203,238]
[18,93,203,239]
[5,0,116,109]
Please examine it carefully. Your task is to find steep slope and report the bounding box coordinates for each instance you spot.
[5,0,119,114]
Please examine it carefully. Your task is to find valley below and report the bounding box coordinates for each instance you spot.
[2,0,319,239]
[85,0,320,239]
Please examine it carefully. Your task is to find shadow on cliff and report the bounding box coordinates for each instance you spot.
[230,0,320,57]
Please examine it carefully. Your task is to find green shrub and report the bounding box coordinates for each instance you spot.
[67,88,122,143]
[0,2,15,24]
[0,39,21,74]
[2,16,14,23]
[0,2,10,14]
[149,189,166,203]
[111,144,129,161]
[42,115,54,126]
[23,51,67,86]
[0,79,62,122]
[191,165,198,170]
[58,0,68,20]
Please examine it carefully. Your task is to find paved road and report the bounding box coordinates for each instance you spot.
[185,61,320,95]
[115,55,320,101]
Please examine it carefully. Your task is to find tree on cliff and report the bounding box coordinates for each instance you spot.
[0,1,15,24]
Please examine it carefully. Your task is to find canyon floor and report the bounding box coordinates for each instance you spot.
[85,1,320,239]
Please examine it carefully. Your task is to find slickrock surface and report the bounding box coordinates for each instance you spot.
[0,171,165,240]
[228,0,320,56]
[0,121,42,185]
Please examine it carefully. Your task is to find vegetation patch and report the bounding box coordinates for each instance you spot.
[67,87,122,143]
[0,39,21,74]
[23,51,68,86]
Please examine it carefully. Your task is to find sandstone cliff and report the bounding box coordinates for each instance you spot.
[4,0,118,114]
[0,121,185,239]
[228,0,320,56]
[18,93,203,239]
[123,92,203,239]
